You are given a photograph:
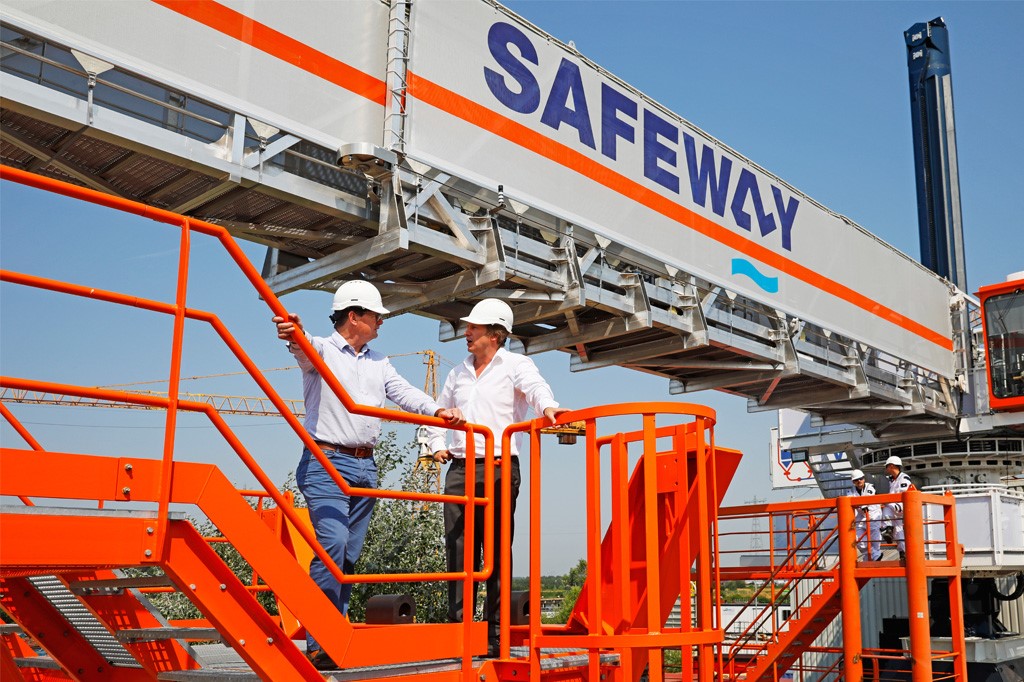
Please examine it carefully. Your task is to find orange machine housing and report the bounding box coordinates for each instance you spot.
[978,276,1024,412]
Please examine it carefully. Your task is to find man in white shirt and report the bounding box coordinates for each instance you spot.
[275,280,463,670]
[849,469,882,561]
[425,299,569,657]
[881,455,915,559]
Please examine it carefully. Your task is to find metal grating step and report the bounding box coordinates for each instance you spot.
[28,574,142,669]
[508,647,621,670]
[70,573,174,596]
[117,627,222,643]
[13,656,62,670]
[159,644,478,681]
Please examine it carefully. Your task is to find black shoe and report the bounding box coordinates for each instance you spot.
[881,527,894,543]
[306,648,337,671]
[487,640,500,658]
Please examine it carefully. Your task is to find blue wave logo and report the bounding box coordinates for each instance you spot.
[731,258,779,293]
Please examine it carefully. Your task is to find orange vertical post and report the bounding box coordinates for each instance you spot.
[694,416,712,682]
[902,489,932,682]
[837,496,864,681]
[944,494,968,681]
[642,414,663,682]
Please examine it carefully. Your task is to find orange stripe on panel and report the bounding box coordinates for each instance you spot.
[407,71,951,352]
[151,0,387,106]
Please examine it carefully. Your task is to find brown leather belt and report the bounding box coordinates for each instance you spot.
[313,441,374,458]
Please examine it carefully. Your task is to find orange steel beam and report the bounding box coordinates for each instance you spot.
[160,521,322,682]
[903,489,933,682]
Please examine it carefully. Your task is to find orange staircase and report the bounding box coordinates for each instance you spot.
[713,495,969,681]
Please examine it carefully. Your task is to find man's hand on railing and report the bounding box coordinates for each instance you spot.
[436,407,465,426]
[274,313,304,341]
[543,406,571,424]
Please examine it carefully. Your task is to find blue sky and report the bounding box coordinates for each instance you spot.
[2,1,1022,573]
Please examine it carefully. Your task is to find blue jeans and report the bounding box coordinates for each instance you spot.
[296,447,377,652]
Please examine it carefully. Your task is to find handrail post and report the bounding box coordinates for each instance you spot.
[153,219,191,560]
[642,414,663,682]
[837,495,864,681]
[903,489,932,682]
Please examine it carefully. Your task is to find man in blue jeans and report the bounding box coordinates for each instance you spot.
[275,280,463,670]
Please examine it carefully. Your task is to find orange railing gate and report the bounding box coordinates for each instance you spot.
[0,165,967,682]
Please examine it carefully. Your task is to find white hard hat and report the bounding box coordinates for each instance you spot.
[850,469,865,481]
[332,280,389,315]
[885,455,902,468]
[461,299,513,333]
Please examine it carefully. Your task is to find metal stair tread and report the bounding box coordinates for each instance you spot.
[0,623,24,634]
[70,574,175,594]
[508,646,620,669]
[117,627,223,643]
[13,656,61,670]
[0,504,187,520]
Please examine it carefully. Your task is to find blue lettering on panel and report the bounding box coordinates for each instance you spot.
[643,109,679,194]
[682,133,732,217]
[771,187,799,251]
[484,22,541,114]
[540,58,596,149]
[601,84,637,161]
[731,169,776,237]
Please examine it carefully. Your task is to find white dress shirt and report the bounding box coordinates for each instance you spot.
[425,347,558,459]
[290,331,441,448]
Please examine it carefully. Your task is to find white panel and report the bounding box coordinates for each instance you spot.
[405,0,955,376]
[2,0,388,146]
[769,426,816,490]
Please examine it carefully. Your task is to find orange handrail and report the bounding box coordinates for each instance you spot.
[0,164,504,598]
[498,403,723,681]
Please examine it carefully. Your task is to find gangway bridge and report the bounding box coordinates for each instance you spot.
[0,0,966,443]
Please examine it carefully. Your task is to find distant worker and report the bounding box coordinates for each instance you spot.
[849,469,882,561]
[424,299,570,658]
[881,455,915,559]
[274,280,464,670]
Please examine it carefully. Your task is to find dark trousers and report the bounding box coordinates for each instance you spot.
[444,457,520,641]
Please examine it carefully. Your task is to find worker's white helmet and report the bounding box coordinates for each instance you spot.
[461,299,514,333]
[885,455,903,468]
[850,469,865,481]
[332,280,389,315]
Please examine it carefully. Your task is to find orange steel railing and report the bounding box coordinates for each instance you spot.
[712,491,967,682]
[497,404,726,682]
[0,164,503,659]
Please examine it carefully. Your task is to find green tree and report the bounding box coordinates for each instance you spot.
[549,559,587,624]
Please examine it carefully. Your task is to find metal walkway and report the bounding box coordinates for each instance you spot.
[0,17,958,441]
